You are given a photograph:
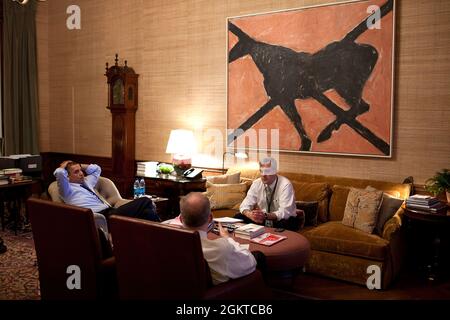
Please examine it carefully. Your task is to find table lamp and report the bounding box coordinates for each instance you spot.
[166,129,197,176]
[222,151,248,173]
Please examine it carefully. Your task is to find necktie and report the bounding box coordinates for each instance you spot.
[80,183,112,208]
[265,184,272,212]
[264,184,274,227]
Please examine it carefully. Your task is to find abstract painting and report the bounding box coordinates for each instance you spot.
[227,0,395,157]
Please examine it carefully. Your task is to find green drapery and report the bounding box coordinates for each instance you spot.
[2,0,39,155]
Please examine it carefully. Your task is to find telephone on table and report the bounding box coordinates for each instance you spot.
[183,168,203,179]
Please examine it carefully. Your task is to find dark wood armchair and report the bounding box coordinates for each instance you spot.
[109,215,271,300]
[27,198,116,300]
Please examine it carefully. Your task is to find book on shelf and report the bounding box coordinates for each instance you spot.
[406,201,447,213]
[9,175,33,184]
[250,233,287,246]
[0,174,8,185]
[406,195,440,206]
[136,161,158,176]
[234,223,265,239]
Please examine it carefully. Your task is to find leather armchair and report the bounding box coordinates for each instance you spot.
[109,215,271,300]
[48,176,130,208]
[48,176,131,235]
[27,198,117,300]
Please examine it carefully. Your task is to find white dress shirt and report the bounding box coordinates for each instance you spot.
[54,164,109,213]
[198,230,256,285]
[53,164,110,237]
[240,175,296,221]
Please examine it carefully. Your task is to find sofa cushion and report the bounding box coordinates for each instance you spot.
[378,196,404,234]
[329,185,351,221]
[365,187,404,236]
[291,181,329,223]
[296,201,318,226]
[206,172,240,184]
[226,163,260,180]
[342,187,383,233]
[303,221,389,261]
[204,181,247,210]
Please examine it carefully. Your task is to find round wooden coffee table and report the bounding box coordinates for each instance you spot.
[208,227,310,273]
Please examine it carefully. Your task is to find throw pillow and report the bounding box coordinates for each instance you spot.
[329,185,351,221]
[206,171,240,184]
[342,187,383,233]
[366,186,404,235]
[204,181,247,210]
[291,181,330,223]
[295,201,319,226]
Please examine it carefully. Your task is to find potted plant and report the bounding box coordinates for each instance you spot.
[425,169,450,202]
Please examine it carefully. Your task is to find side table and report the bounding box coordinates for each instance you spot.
[143,173,206,220]
[0,180,38,234]
[404,205,450,281]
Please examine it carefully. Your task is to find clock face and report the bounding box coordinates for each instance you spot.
[113,79,124,104]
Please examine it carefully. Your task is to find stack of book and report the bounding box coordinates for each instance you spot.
[1,168,32,184]
[234,223,265,239]
[136,161,158,176]
[406,194,447,213]
[0,174,9,185]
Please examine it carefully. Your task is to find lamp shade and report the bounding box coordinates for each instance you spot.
[165,129,196,155]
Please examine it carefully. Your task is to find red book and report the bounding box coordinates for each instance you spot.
[250,233,287,246]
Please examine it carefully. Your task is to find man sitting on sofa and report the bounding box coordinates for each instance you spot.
[54,160,160,222]
[180,192,257,285]
[234,157,299,231]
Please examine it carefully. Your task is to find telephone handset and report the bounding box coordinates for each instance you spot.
[183,168,203,179]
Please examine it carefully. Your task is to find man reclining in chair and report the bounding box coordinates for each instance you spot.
[54,161,160,222]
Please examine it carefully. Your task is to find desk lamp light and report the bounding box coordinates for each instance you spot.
[166,129,197,176]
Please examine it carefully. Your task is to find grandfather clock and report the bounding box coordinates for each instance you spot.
[105,54,138,197]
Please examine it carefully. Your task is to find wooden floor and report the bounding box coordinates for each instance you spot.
[271,270,450,300]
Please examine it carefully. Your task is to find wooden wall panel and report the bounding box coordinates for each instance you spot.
[36,0,450,185]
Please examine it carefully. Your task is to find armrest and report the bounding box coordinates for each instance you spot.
[381,206,404,241]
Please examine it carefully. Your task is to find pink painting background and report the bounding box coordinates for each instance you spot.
[227,0,394,156]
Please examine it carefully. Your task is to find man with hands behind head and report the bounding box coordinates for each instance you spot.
[54,160,160,222]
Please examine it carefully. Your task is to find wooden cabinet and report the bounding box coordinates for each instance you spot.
[404,206,450,281]
[144,174,206,219]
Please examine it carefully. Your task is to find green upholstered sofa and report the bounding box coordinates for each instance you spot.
[211,165,411,289]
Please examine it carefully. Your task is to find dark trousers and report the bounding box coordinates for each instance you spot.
[252,250,267,274]
[233,212,300,231]
[100,197,160,222]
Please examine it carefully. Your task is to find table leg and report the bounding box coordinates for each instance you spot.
[0,199,4,231]
[0,236,6,254]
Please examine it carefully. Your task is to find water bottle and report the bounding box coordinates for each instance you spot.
[139,178,146,198]
[133,179,140,199]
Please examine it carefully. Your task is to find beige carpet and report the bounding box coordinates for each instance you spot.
[0,229,40,300]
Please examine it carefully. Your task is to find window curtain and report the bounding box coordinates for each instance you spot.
[2,0,39,155]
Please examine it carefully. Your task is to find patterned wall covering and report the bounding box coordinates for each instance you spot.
[35,0,450,184]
